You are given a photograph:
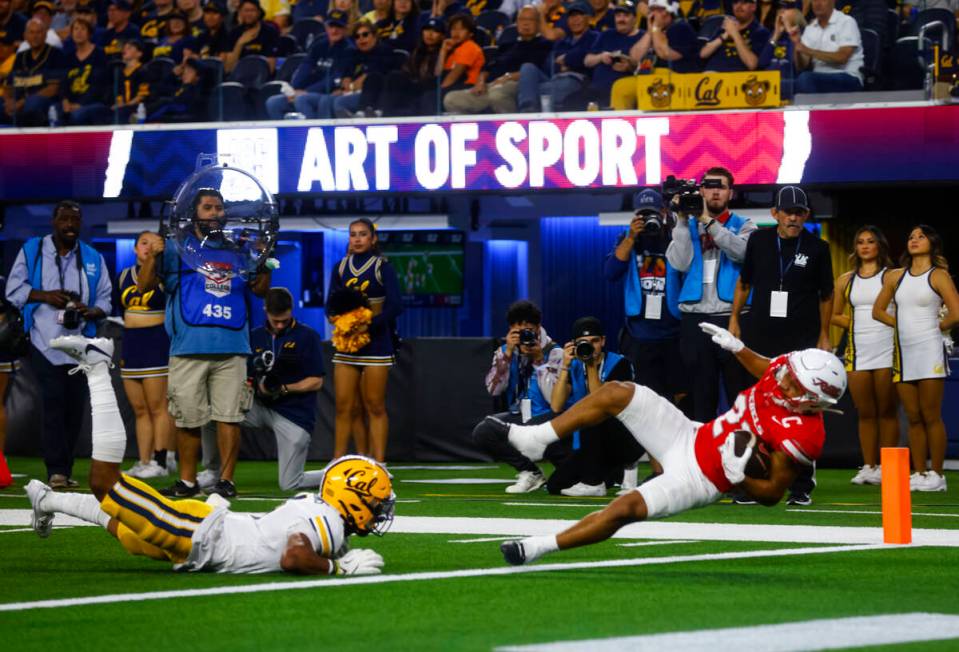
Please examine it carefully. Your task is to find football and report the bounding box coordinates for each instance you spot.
[732,430,772,479]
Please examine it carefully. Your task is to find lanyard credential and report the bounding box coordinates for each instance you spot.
[776,232,802,292]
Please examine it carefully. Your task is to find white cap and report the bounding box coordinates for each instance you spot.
[649,0,679,14]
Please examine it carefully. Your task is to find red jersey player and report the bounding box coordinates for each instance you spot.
[495,322,846,566]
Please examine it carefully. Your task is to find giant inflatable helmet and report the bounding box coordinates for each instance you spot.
[163,160,279,280]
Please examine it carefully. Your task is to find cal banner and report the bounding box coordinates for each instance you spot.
[637,69,781,111]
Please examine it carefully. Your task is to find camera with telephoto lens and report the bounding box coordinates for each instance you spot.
[638,213,662,237]
[252,350,282,396]
[574,339,595,361]
[518,328,538,347]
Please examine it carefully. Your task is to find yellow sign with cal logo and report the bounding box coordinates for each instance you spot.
[637,70,781,111]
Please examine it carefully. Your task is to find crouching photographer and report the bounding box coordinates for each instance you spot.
[547,316,645,496]
[244,288,327,491]
[473,300,568,494]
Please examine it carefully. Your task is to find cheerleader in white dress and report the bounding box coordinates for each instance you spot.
[831,227,897,486]
[873,225,959,493]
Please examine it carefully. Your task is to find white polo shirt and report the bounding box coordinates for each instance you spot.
[800,8,864,82]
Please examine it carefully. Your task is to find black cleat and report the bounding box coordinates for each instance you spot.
[207,479,237,498]
[159,480,201,498]
[786,492,812,506]
[500,540,527,566]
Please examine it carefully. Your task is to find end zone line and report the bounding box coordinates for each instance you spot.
[0,543,885,613]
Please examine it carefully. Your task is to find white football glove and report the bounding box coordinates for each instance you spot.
[720,432,753,485]
[335,548,384,576]
[699,322,744,353]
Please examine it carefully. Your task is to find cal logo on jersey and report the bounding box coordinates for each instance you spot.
[794,254,809,267]
[203,262,233,298]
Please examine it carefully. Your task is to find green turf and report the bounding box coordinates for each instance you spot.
[2,457,957,651]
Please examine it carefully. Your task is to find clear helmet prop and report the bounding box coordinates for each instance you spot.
[163,160,279,281]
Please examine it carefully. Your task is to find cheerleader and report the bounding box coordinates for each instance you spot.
[327,219,402,462]
[117,232,175,478]
[831,226,897,485]
[873,225,959,492]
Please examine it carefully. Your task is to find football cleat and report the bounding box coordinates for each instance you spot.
[500,540,527,566]
[49,336,114,370]
[319,455,395,536]
[25,479,55,538]
[505,470,546,494]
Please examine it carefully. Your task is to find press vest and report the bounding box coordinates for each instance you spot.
[22,236,103,337]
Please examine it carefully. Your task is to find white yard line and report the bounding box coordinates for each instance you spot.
[504,502,605,508]
[448,536,515,543]
[0,543,885,612]
[617,540,696,548]
[787,508,959,518]
[401,479,515,484]
[496,613,959,652]
[389,465,500,471]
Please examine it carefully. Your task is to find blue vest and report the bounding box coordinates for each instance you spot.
[22,236,102,337]
[503,342,558,418]
[568,351,628,448]
[625,252,682,321]
[677,213,751,305]
[176,248,249,331]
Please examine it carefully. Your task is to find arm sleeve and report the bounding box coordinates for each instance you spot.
[712,218,756,262]
[370,261,403,329]
[665,222,693,271]
[94,254,113,314]
[485,347,511,396]
[4,249,31,309]
[836,17,861,48]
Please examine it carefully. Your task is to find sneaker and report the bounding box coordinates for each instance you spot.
[786,492,813,506]
[49,336,114,370]
[207,479,237,498]
[197,468,220,491]
[910,472,924,491]
[851,465,879,485]
[560,482,606,497]
[500,540,527,566]
[915,470,947,492]
[505,470,546,494]
[48,474,79,490]
[127,460,167,479]
[732,493,758,505]
[25,479,54,538]
[159,479,201,498]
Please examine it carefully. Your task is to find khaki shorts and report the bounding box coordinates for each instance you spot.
[167,355,252,428]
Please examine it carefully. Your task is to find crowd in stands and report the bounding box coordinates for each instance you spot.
[0,0,955,125]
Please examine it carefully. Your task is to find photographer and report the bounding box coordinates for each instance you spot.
[5,200,112,489]
[547,316,643,496]
[474,300,566,494]
[665,166,756,422]
[244,288,327,491]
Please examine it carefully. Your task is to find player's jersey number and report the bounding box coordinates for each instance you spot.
[712,394,750,439]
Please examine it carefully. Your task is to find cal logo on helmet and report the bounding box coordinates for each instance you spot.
[320,455,395,536]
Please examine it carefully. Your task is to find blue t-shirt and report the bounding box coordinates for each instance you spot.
[160,244,255,357]
[250,321,326,433]
[588,28,643,96]
[703,19,769,72]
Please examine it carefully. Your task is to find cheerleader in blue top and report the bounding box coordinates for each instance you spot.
[117,231,175,480]
[327,219,402,462]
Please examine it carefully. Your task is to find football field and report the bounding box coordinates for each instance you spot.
[2,457,958,651]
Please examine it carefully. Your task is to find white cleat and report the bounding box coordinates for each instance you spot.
[505,471,546,494]
[561,482,606,497]
[50,336,114,370]
[915,470,947,492]
[851,465,882,486]
[25,479,55,538]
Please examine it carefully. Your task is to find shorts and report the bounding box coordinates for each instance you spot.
[120,324,170,379]
[615,384,720,519]
[332,328,394,367]
[168,355,252,428]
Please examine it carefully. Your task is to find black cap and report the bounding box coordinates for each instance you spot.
[325,9,348,26]
[776,186,809,212]
[110,0,133,11]
[572,316,604,340]
[422,15,446,32]
[612,0,637,14]
[567,1,594,16]
[203,1,227,13]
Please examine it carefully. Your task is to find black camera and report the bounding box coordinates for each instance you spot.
[518,328,538,346]
[637,212,662,237]
[59,292,83,331]
[252,350,282,396]
[662,175,703,215]
[574,339,595,361]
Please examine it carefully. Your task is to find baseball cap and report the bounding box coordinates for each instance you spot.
[776,186,809,212]
[633,188,663,213]
[31,0,56,14]
[422,16,446,32]
[612,0,637,14]
[648,0,679,14]
[325,9,348,26]
[567,1,594,16]
[572,316,604,340]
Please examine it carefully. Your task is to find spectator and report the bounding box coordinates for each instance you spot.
[137,188,271,498]
[472,299,567,494]
[831,226,897,486]
[699,0,769,71]
[0,0,28,65]
[98,0,139,60]
[758,0,775,30]
[145,55,208,121]
[51,0,76,40]
[328,0,362,29]
[443,5,550,114]
[245,287,327,491]
[176,0,205,36]
[264,9,355,119]
[587,0,615,30]
[361,0,391,37]
[17,0,62,51]
[333,20,399,116]
[757,1,803,99]
[383,0,416,53]
[3,18,65,125]
[665,166,756,424]
[60,16,110,124]
[435,12,484,105]
[5,200,112,490]
[373,14,443,115]
[873,225,959,493]
[222,0,279,74]
[111,39,150,122]
[583,0,642,107]
[517,1,597,111]
[791,0,863,93]
[535,0,567,41]
[500,0,538,21]
[430,0,467,19]
[292,0,327,21]
[139,0,175,43]
[548,316,643,496]
[115,231,175,480]
[261,0,292,33]
[843,0,889,49]
[730,186,833,506]
[58,4,104,56]
[153,10,197,64]
[194,1,230,58]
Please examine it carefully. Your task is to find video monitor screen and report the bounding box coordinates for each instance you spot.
[378,230,465,307]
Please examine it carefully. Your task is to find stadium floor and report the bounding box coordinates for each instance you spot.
[2,457,958,651]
